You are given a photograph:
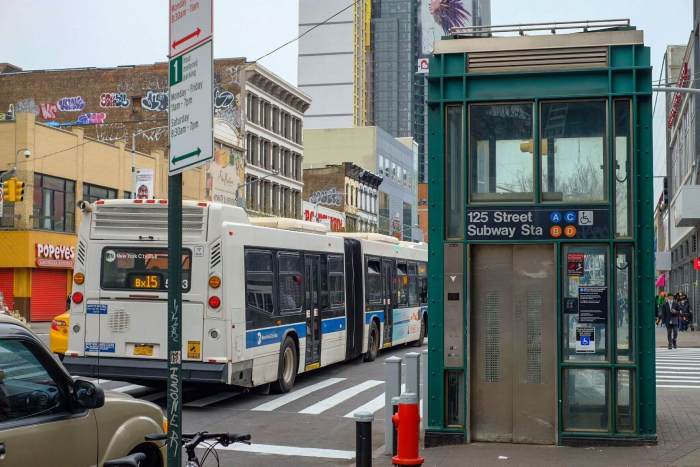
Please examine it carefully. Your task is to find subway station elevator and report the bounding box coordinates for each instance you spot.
[426,21,656,446]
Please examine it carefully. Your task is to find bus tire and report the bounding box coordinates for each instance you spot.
[364,321,380,362]
[412,316,426,347]
[271,336,297,394]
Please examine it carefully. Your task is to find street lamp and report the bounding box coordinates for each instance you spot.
[1,148,31,182]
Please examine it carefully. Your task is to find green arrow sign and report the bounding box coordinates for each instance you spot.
[172,147,202,163]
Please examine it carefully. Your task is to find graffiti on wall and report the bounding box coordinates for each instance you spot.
[40,103,58,120]
[46,112,107,127]
[100,92,130,108]
[95,122,128,142]
[213,87,241,130]
[142,90,168,111]
[308,187,343,206]
[56,96,85,112]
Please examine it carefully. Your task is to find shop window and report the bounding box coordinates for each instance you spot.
[33,173,75,232]
[541,101,607,202]
[614,100,632,237]
[562,245,608,362]
[445,105,464,238]
[278,252,303,313]
[83,183,118,204]
[615,246,634,363]
[563,368,609,431]
[470,103,534,202]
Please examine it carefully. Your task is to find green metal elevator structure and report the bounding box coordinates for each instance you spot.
[425,20,655,446]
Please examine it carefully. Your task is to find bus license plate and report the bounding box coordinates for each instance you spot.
[134,344,154,356]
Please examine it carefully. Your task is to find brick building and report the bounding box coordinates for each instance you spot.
[303,162,382,233]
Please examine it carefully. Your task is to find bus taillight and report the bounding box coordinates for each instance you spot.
[208,296,221,309]
[72,292,84,304]
[208,275,221,289]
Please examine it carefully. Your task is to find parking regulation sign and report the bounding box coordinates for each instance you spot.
[168,40,214,175]
[169,0,213,58]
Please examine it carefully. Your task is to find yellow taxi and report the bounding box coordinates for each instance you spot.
[50,312,70,358]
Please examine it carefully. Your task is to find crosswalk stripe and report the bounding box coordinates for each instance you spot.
[251,378,346,412]
[299,380,384,415]
[343,393,385,418]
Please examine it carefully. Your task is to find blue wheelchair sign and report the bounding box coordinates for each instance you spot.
[581,336,590,345]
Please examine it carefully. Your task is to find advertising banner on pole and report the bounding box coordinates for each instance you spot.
[134,168,155,199]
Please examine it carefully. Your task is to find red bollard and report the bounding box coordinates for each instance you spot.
[391,393,424,466]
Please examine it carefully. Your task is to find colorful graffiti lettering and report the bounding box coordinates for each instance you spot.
[14,98,38,115]
[77,112,107,124]
[308,187,343,206]
[214,88,234,109]
[142,90,168,111]
[100,92,130,108]
[39,103,58,120]
[56,96,85,112]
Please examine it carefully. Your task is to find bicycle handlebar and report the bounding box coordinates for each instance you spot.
[144,431,251,445]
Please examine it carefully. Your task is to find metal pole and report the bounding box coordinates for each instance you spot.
[421,349,428,426]
[354,410,373,467]
[131,133,137,199]
[384,356,402,455]
[167,172,183,467]
[404,352,420,401]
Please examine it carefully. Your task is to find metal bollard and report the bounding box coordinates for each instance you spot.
[404,352,420,401]
[421,349,428,427]
[355,410,373,467]
[384,356,402,455]
[391,396,400,457]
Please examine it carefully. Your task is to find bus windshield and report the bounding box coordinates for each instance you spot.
[100,247,192,292]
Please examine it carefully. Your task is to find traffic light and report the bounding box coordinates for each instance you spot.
[13,179,24,202]
[3,179,15,202]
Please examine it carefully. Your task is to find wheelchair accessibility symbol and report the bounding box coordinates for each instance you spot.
[578,210,594,226]
[581,336,590,345]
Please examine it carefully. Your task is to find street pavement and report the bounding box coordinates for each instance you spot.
[36,322,700,466]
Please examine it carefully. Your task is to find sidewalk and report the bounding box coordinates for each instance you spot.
[656,325,700,348]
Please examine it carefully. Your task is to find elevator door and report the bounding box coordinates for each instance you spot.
[471,244,556,444]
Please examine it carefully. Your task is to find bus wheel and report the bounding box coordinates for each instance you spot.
[364,322,380,362]
[412,316,426,347]
[272,337,297,394]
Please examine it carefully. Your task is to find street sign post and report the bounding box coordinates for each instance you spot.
[167,1,212,466]
[168,40,214,175]
[169,0,213,57]
[0,184,4,219]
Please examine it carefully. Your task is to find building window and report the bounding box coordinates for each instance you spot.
[470,103,534,202]
[122,191,132,199]
[614,100,631,237]
[541,100,607,202]
[33,173,75,232]
[83,183,117,204]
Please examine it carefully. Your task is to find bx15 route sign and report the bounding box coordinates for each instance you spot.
[168,40,214,175]
[169,0,213,58]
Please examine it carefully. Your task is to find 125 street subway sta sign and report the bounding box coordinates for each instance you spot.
[466,207,609,240]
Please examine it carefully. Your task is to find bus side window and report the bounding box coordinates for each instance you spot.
[278,252,304,314]
[397,262,409,307]
[245,250,275,322]
[418,262,428,305]
[408,262,418,306]
[328,255,344,308]
[366,259,383,304]
[319,256,329,310]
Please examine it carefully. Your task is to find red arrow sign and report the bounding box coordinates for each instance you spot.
[172,27,201,49]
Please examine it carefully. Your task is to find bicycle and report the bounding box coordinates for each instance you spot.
[103,431,251,467]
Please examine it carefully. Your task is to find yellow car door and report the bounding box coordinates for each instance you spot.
[0,331,98,467]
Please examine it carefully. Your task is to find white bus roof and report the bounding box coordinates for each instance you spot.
[249,217,330,233]
[331,232,400,245]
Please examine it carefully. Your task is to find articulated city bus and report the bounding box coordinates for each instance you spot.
[63,200,427,392]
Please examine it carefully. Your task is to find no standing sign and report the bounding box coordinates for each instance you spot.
[169,0,214,175]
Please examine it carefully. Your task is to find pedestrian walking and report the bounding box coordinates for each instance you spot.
[679,292,693,332]
[662,293,682,349]
[656,292,666,327]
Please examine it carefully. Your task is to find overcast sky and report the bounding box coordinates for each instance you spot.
[1,0,693,180]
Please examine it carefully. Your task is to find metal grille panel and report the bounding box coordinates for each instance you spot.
[526,291,543,384]
[108,310,130,333]
[468,46,608,73]
[210,241,222,269]
[482,291,501,383]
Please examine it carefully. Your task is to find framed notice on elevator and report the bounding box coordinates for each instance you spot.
[578,286,608,324]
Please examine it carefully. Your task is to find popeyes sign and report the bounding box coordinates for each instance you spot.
[35,243,76,268]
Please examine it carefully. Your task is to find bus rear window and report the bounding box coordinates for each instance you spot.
[100,247,192,292]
